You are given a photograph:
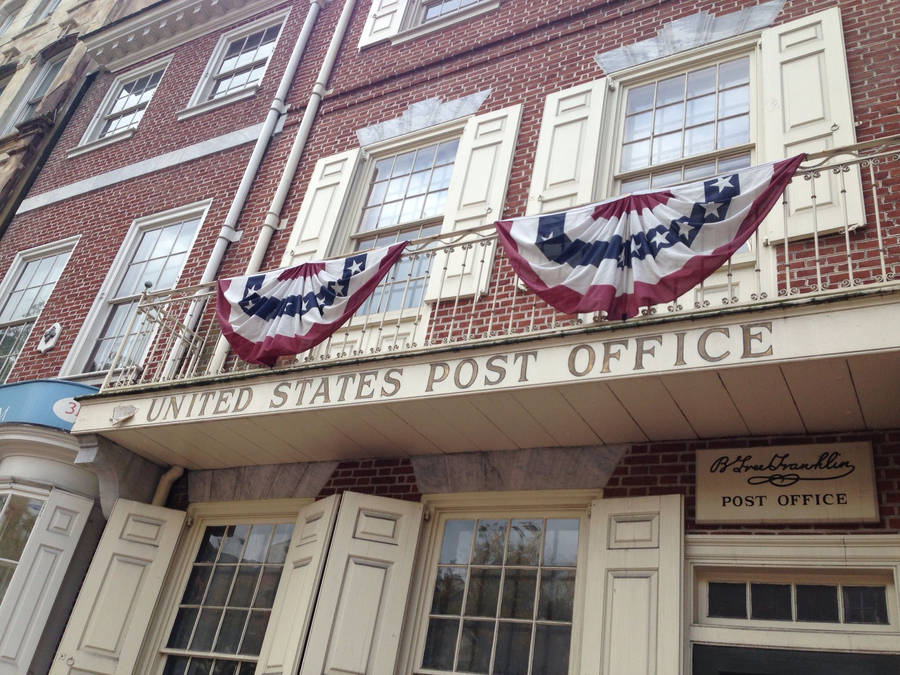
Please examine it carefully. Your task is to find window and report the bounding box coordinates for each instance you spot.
[618,56,752,193]
[358,0,501,48]
[161,521,294,675]
[0,238,75,381]
[0,489,45,603]
[704,576,892,626]
[2,51,66,135]
[0,1,23,36]
[75,58,169,151]
[83,206,204,373]
[353,138,459,313]
[24,0,58,26]
[180,13,286,118]
[409,493,596,675]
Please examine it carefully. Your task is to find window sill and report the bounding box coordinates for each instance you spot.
[66,127,136,158]
[388,0,501,47]
[176,86,258,121]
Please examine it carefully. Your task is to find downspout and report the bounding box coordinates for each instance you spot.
[152,465,185,506]
[208,0,358,372]
[198,0,327,285]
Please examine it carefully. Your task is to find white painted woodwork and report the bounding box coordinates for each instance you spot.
[425,104,523,301]
[760,7,864,240]
[357,0,410,48]
[300,492,423,675]
[581,494,684,675]
[255,495,340,675]
[527,78,607,214]
[50,499,184,675]
[282,149,362,265]
[0,489,93,675]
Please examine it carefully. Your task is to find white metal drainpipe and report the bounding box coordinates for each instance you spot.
[208,0,358,373]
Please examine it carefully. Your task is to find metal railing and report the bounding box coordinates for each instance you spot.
[101,138,899,391]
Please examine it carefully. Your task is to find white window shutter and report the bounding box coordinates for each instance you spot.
[299,492,423,675]
[527,78,606,215]
[50,499,185,675]
[425,103,522,301]
[254,495,340,675]
[0,489,92,674]
[358,0,410,49]
[580,494,684,675]
[760,7,863,241]
[281,148,362,266]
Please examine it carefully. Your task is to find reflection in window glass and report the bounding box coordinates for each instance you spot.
[98,68,165,138]
[0,493,45,604]
[422,0,486,23]
[422,516,580,674]
[162,522,293,674]
[209,25,281,101]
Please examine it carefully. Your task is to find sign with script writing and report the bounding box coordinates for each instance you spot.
[695,442,878,524]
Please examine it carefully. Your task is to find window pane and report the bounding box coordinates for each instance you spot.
[242,524,272,563]
[656,74,685,106]
[465,568,501,617]
[626,83,654,113]
[654,102,683,134]
[543,519,579,566]
[253,566,281,609]
[230,565,260,607]
[685,94,715,125]
[0,495,43,561]
[532,624,571,675]
[843,586,889,624]
[751,583,792,621]
[457,620,493,674]
[718,84,749,117]
[719,57,749,87]
[624,110,652,142]
[507,519,542,565]
[621,139,650,171]
[796,584,839,622]
[214,609,248,654]
[537,570,575,622]
[687,65,716,96]
[717,114,749,148]
[708,582,746,618]
[238,610,268,655]
[439,519,474,564]
[0,561,15,605]
[163,657,190,675]
[183,565,213,605]
[267,523,292,563]
[500,569,536,619]
[190,607,223,651]
[472,520,507,565]
[432,566,466,614]
[684,123,715,156]
[493,622,531,675]
[205,565,235,606]
[422,618,458,670]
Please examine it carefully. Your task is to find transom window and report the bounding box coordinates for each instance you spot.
[618,56,751,191]
[353,138,458,313]
[98,68,164,138]
[209,24,280,101]
[0,491,45,604]
[87,214,200,372]
[0,247,70,381]
[421,0,486,23]
[162,522,294,675]
[708,580,890,625]
[421,516,580,674]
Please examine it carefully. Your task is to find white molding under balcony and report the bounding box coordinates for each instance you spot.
[82,0,284,72]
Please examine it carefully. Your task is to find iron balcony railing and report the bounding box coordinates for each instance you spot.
[101,138,899,391]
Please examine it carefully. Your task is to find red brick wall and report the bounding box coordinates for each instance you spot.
[603,430,900,534]
[317,458,421,501]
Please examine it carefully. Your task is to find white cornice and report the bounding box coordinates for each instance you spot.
[83,0,288,72]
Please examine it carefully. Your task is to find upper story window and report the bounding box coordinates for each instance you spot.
[0,490,45,603]
[618,55,751,192]
[358,0,501,48]
[24,0,59,27]
[179,12,286,119]
[85,208,203,373]
[0,1,23,37]
[420,515,581,674]
[352,138,458,313]
[73,57,170,154]
[1,51,66,135]
[0,238,74,381]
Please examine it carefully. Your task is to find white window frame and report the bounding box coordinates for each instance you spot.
[138,498,312,675]
[360,0,502,48]
[0,49,67,136]
[59,200,210,380]
[0,235,78,382]
[178,9,289,121]
[685,534,900,670]
[399,489,600,675]
[69,55,172,158]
